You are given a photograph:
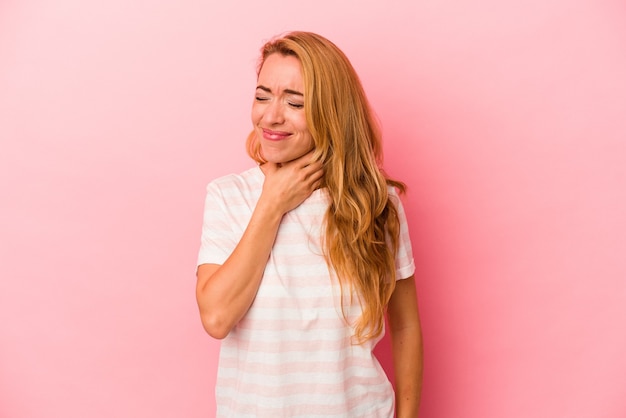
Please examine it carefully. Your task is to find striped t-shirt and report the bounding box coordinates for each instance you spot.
[197,166,415,417]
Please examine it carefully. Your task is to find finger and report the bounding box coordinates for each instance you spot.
[302,160,323,175]
[307,164,324,181]
[291,149,317,168]
[311,179,323,192]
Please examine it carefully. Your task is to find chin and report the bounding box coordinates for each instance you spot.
[260,149,291,165]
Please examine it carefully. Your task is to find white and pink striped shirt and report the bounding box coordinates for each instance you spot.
[198,166,415,417]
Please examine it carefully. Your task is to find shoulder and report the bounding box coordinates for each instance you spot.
[386,183,405,205]
[387,184,401,196]
[206,166,263,192]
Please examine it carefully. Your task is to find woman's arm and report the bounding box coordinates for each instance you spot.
[196,152,323,339]
[388,275,423,417]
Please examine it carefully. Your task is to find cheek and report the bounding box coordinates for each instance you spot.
[250,103,262,125]
[295,114,310,133]
[306,133,315,149]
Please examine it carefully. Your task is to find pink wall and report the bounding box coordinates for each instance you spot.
[1,1,625,417]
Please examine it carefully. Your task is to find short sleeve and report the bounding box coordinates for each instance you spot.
[390,189,415,281]
[196,181,238,266]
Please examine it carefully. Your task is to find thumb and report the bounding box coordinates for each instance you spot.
[261,162,279,175]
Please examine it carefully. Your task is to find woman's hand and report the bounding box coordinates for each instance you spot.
[259,150,324,216]
[196,150,324,339]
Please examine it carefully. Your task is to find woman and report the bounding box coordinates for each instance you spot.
[196,31,423,417]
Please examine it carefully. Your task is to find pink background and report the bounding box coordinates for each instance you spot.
[1,1,625,417]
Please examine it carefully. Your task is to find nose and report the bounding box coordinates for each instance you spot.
[263,100,285,125]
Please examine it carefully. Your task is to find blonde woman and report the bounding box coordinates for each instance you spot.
[196,31,423,417]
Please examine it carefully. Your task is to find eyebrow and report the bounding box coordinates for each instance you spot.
[256,85,304,97]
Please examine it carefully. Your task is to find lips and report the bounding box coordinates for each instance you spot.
[262,128,291,141]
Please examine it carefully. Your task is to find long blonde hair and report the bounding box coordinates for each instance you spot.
[247,31,406,343]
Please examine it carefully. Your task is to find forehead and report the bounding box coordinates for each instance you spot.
[258,54,304,90]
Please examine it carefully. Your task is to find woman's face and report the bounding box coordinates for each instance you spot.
[251,53,314,164]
